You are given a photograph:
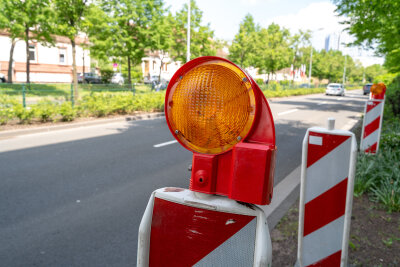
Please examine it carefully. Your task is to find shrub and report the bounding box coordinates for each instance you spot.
[14,104,35,124]
[59,102,76,121]
[255,78,264,86]
[34,99,57,122]
[0,107,13,125]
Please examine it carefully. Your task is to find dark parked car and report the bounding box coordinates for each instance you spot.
[77,73,102,84]
[363,83,373,95]
[0,73,6,83]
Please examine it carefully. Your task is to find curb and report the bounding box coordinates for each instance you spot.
[0,112,165,139]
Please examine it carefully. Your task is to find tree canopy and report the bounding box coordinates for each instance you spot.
[334,0,400,72]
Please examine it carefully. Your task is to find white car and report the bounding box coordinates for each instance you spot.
[0,73,6,83]
[326,83,345,96]
[111,73,124,85]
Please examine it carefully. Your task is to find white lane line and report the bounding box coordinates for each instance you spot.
[153,140,178,148]
[277,108,299,116]
[317,101,327,105]
[336,97,343,100]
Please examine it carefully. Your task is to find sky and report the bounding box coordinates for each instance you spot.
[164,0,384,67]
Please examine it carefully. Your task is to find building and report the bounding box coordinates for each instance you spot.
[0,31,90,83]
[141,51,181,82]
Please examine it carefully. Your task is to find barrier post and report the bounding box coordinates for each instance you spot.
[297,118,357,267]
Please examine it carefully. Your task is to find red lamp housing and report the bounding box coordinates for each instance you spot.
[165,56,276,205]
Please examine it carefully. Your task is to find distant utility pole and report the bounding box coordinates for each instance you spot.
[343,54,347,85]
[186,0,191,62]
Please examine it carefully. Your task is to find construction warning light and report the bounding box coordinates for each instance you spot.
[165,57,276,205]
[166,60,256,154]
[370,82,386,100]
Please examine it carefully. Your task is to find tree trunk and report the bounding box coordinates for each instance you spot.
[71,38,79,99]
[128,55,132,86]
[7,38,16,83]
[25,26,30,85]
[158,59,163,83]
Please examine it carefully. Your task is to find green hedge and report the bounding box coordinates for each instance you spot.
[354,76,400,212]
[0,92,165,125]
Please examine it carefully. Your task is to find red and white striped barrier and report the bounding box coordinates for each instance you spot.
[297,119,357,267]
[360,99,384,154]
[137,188,272,266]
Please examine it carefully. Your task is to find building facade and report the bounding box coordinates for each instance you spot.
[0,31,90,83]
[141,51,182,82]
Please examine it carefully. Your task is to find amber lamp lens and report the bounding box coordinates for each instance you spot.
[371,83,384,95]
[166,61,256,154]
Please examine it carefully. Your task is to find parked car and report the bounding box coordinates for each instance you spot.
[77,73,102,84]
[111,73,124,85]
[363,83,373,95]
[299,83,309,88]
[326,83,345,96]
[0,73,6,83]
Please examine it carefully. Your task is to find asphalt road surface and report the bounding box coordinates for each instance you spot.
[0,90,367,266]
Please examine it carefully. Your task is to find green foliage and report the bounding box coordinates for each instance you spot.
[334,0,400,72]
[87,0,166,84]
[0,108,13,125]
[365,64,387,83]
[59,102,76,121]
[14,104,35,124]
[256,24,292,75]
[170,0,216,63]
[0,0,54,83]
[261,86,325,97]
[354,74,400,212]
[229,14,260,68]
[34,99,57,122]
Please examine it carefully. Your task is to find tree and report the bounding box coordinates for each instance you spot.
[150,12,175,82]
[255,23,291,76]
[0,0,53,84]
[312,50,346,82]
[290,30,311,80]
[88,0,166,86]
[171,0,216,63]
[364,64,387,82]
[334,0,400,72]
[53,0,90,99]
[229,14,259,68]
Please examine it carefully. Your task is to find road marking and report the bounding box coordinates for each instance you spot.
[336,97,343,100]
[277,109,299,116]
[153,140,178,148]
[318,101,327,105]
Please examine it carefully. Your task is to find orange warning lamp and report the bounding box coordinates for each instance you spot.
[370,82,386,100]
[165,57,276,205]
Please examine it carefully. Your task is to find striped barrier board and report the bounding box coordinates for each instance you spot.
[137,188,272,267]
[360,99,385,154]
[297,125,357,267]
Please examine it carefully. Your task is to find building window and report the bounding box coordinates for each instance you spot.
[29,45,36,62]
[59,48,66,64]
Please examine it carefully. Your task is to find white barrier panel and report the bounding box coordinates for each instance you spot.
[297,122,357,267]
[137,188,272,267]
[360,99,385,154]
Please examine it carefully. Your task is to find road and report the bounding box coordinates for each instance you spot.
[0,90,367,266]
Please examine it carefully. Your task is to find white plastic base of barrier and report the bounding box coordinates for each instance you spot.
[137,188,272,267]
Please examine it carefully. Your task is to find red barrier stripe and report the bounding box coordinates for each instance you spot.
[149,198,255,267]
[307,133,350,168]
[366,101,380,112]
[304,178,348,236]
[363,116,380,138]
[365,142,377,154]
[306,250,342,267]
